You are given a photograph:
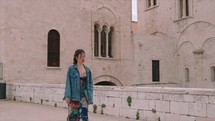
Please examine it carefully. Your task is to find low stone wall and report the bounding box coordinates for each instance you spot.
[6,83,215,121]
[6,83,67,108]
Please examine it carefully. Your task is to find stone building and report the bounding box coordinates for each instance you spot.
[0,0,215,88]
[133,0,215,88]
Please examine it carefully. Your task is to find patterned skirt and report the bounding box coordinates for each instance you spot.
[67,97,88,121]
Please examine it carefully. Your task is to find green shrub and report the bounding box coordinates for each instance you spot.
[152,108,156,113]
[127,96,132,107]
[40,99,43,105]
[136,110,140,120]
[101,104,106,114]
[93,105,97,113]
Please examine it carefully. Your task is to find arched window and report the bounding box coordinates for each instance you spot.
[47,29,60,67]
[178,0,190,19]
[211,66,215,82]
[94,23,116,58]
[146,0,157,9]
[185,67,189,82]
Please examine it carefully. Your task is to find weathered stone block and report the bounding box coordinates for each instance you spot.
[105,106,120,117]
[107,90,121,97]
[137,92,146,99]
[52,95,63,102]
[139,110,158,121]
[196,117,215,121]
[179,115,196,121]
[170,102,189,115]
[106,97,121,107]
[146,93,162,100]
[194,95,208,103]
[120,91,138,98]
[132,99,148,110]
[207,104,215,118]
[120,107,137,119]
[184,95,195,102]
[148,100,156,110]
[165,113,180,121]
[209,96,215,104]
[156,100,170,113]
[188,103,206,117]
[163,94,173,101]
[173,94,184,102]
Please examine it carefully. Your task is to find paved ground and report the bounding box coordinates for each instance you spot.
[0,100,136,121]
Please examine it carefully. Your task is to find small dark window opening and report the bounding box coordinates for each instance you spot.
[185,0,189,16]
[48,30,60,67]
[211,66,215,82]
[153,0,157,6]
[95,81,116,86]
[152,60,160,82]
[94,24,99,57]
[179,0,183,18]
[108,27,114,58]
[185,67,190,82]
[148,0,151,8]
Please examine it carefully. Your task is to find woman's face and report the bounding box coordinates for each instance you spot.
[76,52,85,64]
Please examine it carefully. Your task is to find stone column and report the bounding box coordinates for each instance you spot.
[97,27,102,57]
[182,0,186,18]
[176,0,180,19]
[105,28,110,58]
[151,0,154,6]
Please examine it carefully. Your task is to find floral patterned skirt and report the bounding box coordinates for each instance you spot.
[67,97,88,121]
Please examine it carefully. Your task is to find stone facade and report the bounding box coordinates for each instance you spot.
[133,0,215,88]
[0,0,132,85]
[0,0,215,88]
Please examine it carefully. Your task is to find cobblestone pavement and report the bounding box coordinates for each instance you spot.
[0,100,136,121]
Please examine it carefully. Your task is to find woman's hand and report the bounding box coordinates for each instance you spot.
[66,99,71,105]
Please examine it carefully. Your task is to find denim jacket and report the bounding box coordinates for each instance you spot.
[64,64,93,104]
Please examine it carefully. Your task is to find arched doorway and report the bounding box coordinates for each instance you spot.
[94,75,123,86]
[95,81,116,86]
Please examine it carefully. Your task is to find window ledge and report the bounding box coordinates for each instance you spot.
[94,57,119,60]
[173,16,193,22]
[145,5,159,11]
[46,67,61,70]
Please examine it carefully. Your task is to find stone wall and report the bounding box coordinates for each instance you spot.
[7,83,215,121]
[6,83,67,108]
[93,86,215,121]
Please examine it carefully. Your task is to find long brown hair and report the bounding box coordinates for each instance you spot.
[73,49,85,64]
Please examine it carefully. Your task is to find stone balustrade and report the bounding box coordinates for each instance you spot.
[6,83,215,121]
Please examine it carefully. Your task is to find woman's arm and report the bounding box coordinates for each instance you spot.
[88,70,93,104]
[64,67,72,105]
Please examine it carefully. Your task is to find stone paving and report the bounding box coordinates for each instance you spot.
[0,100,136,121]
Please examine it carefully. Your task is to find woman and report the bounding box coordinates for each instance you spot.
[64,49,93,121]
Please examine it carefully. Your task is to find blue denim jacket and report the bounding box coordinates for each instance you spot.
[64,64,93,104]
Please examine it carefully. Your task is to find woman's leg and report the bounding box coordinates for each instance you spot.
[68,101,80,121]
[80,107,88,121]
[80,97,88,121]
